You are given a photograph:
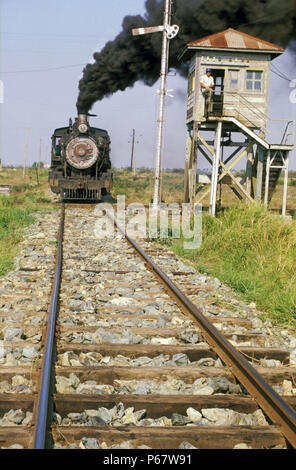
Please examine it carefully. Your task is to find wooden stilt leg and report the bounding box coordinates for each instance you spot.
[264,150,271,207]
[190,134,198,208]
[246,148,254,196]
[184,131,192,203]
[256,147,264,202]
[184,122,199,207]
[210,121,222,216]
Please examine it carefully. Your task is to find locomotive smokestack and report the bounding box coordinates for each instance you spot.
[78,114,88,125]
[77,114,88,134]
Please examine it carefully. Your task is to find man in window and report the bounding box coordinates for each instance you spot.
[200,68,215,117]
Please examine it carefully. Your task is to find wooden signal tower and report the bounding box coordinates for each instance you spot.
[180,28,294,215]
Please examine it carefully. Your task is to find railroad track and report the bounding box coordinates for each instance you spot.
[1,203,296,449]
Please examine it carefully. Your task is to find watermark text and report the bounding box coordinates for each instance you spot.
[93,196,203,250]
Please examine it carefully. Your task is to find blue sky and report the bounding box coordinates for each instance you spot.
[0,0,295,170]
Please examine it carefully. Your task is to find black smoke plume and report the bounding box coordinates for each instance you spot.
[77,0,296,113]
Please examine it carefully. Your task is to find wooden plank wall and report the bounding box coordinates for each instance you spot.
[185,50,270,131]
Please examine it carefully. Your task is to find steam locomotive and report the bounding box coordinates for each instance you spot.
[49,114,112,200]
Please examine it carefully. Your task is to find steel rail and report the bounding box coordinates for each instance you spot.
[34,203,65,449]
[109,213,296,448]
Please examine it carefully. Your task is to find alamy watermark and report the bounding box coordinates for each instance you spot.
[93,196,203,250]
[290,79,296,104]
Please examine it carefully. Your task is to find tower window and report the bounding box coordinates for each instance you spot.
[246,70,263,91]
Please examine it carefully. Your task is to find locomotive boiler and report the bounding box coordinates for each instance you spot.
[49,114,112,200]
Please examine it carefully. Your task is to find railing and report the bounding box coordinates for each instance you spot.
[280,120,295,146]
[225,92,266,135]
[208,91,295,147]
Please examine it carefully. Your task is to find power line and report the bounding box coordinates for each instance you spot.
[0,63,86,74]
[1,60,294,82]
[271,63,292,81]
[270,70,291,82]
[1,49,92,58]
[270,67,292,82]
[0,31,105,38]
[232,7,295,29]
[2,37,97,44]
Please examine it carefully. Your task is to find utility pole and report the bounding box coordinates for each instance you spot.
[23,127,31,179]
[38,137,42,170]
[130,129,141,177]
[132,0,179,207]
[130,129,136,175]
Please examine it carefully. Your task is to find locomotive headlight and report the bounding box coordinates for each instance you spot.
[78,124,88,134]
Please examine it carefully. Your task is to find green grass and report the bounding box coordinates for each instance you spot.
[157,203,296,327]
[12,182,35,193]
[0,197,37,276]
[111,169,185,205]
[0,168,56,278]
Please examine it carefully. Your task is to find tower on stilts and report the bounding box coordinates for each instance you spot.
[180,28,294,216]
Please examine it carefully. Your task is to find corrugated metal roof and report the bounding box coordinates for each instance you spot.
[188,28,284,53]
